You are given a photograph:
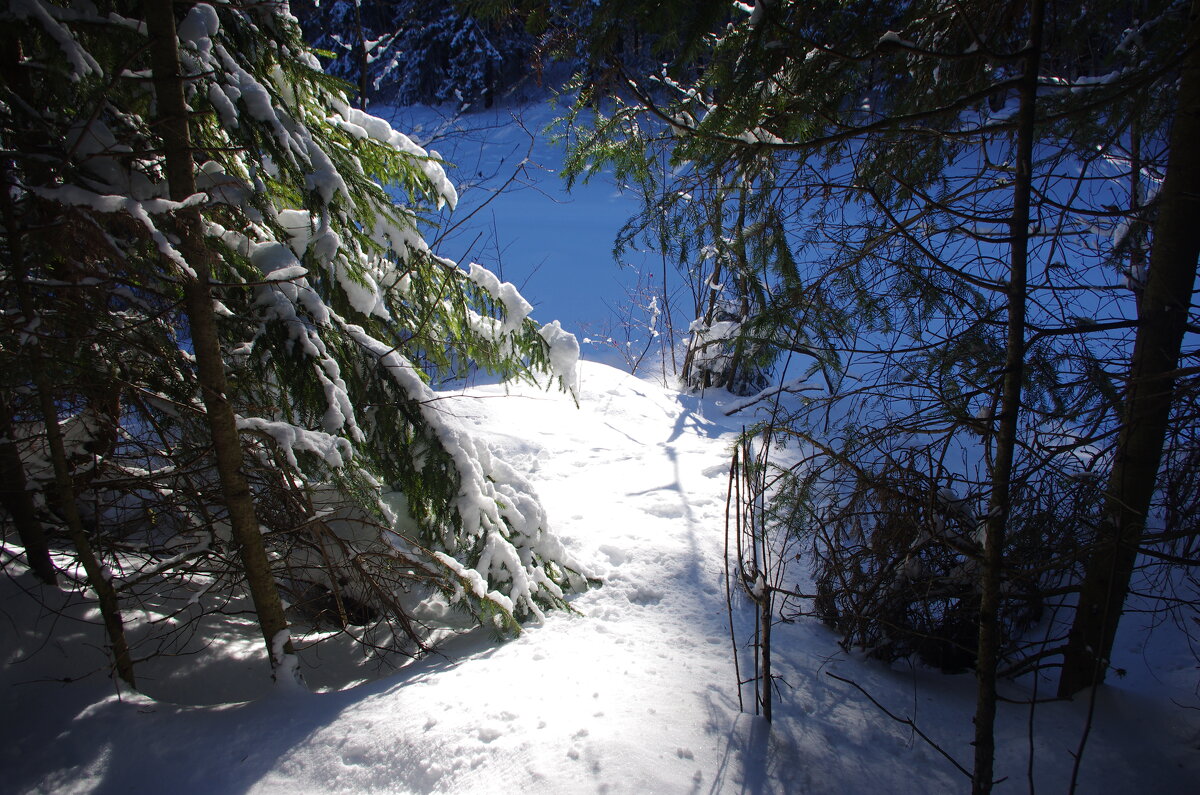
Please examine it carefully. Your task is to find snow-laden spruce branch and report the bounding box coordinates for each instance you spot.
[2,0,598,688]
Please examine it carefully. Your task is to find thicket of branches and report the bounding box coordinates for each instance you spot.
[496,0,1200,789]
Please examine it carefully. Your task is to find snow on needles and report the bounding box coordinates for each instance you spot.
[329,99,459,210]
[342,325,591,622]
[467,262,534,334]
[538,320,581,388]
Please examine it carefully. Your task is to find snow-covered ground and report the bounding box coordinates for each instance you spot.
[2,360,1196,793]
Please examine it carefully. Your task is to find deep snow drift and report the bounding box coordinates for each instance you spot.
[1,361,1197,793]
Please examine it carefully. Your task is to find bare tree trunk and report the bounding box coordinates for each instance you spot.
[973,1,1043,790]
[33,373,137,688]
[0,393,57,585]
[352,0,370,109]
[759,585,773,723]
[144,0,299,683]
[4,221,136,687]
[1058,0,1200,698]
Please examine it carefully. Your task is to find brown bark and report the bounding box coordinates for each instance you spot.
[144,0,299,682]
[759,585,773,723]
[33,373,138,688]
[973,0,1043,790]
[0,393,58,586]
[1058,0,1200,698]
[4,212,136,687]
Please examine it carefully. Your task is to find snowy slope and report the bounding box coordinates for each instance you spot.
[1,361,1196,794]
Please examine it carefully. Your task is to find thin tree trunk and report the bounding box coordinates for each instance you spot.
[973,1,1043,790]
[353,0,369,109]
[1058,0,1200,698]
[0,393,57,585]
[659,153,677,377]
[682,188,727,387]
[759,586,773,723]
[3,32,130,667]
[144,0,299,683]
[5,224,136,687]
[32,371,137,688]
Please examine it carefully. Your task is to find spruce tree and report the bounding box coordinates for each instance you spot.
[1,0,592,684]
[294,0,535,108]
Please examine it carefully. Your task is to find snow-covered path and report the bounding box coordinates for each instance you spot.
[2,361,1196,794]
[1,362,756,794]
[310,363,752,793]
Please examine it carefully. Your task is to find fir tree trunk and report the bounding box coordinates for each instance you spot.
[144,0,298,683]
[973,1,1043,790]
[4,218,135,687]
[3,31,131,670]
[0,393,57,586]
[33,371,137,688]
[1058,0,1200,698]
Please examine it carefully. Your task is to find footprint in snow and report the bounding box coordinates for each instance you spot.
[475,725,503,744]
[599,544,628,565]
[643,501,684,519]
[627,585,664,605]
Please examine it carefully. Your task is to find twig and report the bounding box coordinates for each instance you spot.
[825,671,973,780]
[725,446,744,712]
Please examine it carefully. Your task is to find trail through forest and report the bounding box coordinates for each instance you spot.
[2,361,1195,793]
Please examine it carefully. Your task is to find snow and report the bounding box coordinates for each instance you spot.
[235,416,352,469]
[176,2,219,46]
[878,30,915,49]
[29,186,203,277]
[11,0,101,80]
[2,361,1196,793]
[467,262,534,334]
[538,319,581,387]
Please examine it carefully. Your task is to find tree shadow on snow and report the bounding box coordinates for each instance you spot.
[704,706,807,794]
[3,624,509,795]
[667,392,732,444]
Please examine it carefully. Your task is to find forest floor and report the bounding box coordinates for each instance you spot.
[1,360,1196,793]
